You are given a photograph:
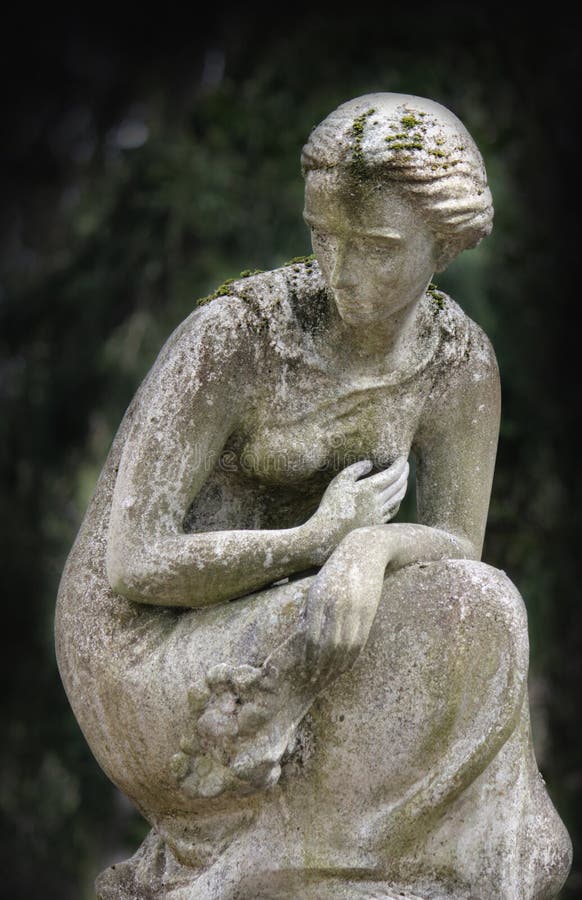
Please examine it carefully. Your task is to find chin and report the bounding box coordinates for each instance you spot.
[339,304,398,323]
[337,308,369,325]
[335,301,375,324]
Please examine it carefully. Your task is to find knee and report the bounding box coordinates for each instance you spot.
[446,559,527,625]
[400,559,529,661]
[436,559,529,675]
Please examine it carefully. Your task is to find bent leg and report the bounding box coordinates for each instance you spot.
[96,551,572,897]
[294,556,569,898]
[361,558,530,849]
[187,527,394,795]
[94,528,394,894]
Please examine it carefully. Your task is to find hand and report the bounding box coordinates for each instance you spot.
[309,456,409,561]
[302,524,396,679]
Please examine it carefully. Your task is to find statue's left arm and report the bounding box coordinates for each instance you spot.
[384,322,501,570]
[300,322,501,675]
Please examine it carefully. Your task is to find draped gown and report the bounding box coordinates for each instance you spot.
[55,261,572,899]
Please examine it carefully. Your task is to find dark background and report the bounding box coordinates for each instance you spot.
[1,8,579,898]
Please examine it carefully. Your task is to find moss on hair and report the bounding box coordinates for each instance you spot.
[386,138,424,151]
[301,94,494,267]
[350,108,376,176]
[401,113,422,130]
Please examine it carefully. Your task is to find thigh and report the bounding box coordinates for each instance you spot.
[96,576,313,813]
[292,558,530,857]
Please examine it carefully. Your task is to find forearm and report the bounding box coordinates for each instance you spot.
[106,516,323,608]
[279,522,475,618]
[382,523,478,572]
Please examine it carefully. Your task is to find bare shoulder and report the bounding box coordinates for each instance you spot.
[153,290,260,373]
[416,290,501,445]
[183,258,329,364]
[132,259,327,411]
[427,289,500,399]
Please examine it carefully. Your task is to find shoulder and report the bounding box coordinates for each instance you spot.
[195,256,324,317]
[416,288,500,444]
[427,287,499,394]
[140,257,326,393]
[190,257,329,361]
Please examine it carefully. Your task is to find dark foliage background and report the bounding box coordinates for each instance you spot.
[1,8,579,897]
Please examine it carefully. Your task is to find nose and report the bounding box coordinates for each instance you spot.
[330,241,355,291]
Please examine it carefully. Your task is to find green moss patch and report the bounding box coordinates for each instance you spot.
[196,269,263,306]
[350,107,376,176]
[427,282,445,311]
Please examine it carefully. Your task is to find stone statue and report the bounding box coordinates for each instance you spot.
[55,93,572,899]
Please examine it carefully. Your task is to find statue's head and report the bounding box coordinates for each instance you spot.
[301,93,493,277]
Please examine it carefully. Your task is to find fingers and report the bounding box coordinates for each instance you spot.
[366,456,409,489]
[307,612,359,679]
[381,474,407,510]
[382,484,407,507]
[304,589,351,674]
[302,582,329,670]
[303,583,369,679]
[339,459,374,481]
[339,455,409,485]
[381,500,404,522]
[379,465,409,503]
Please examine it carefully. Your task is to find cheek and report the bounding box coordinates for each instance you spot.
[366,253,405,284]
[409,234,438,276]
[380,247,431,285]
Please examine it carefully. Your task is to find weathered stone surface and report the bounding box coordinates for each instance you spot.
[56,93,572,898]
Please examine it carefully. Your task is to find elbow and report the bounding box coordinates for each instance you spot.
[105,532,209,607]
[105,528,163,604]
[105,510,151,601]
[106,542,147,602]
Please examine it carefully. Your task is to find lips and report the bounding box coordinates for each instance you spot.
[333,287,363,303]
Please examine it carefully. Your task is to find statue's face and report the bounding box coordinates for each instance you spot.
[303,171,438,327]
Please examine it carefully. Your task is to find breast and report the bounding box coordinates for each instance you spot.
[184,459,327,532]
[183,396,414,536]
[237,381,422,486]
[183,373,429,534]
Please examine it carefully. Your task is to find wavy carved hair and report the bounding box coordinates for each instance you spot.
[301,93,494,271]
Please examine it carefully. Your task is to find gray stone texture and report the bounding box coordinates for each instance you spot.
[56,93,572,898]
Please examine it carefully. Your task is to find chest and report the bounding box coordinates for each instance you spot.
[236,366,430,485]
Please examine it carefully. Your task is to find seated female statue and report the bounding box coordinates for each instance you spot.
[55,92,572,899]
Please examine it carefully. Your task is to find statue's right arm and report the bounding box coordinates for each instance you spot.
[105,301,324,608]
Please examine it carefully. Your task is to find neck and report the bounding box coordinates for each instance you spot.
[325,290,428,367]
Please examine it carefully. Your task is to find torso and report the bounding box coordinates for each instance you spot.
[184,261,469,533]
